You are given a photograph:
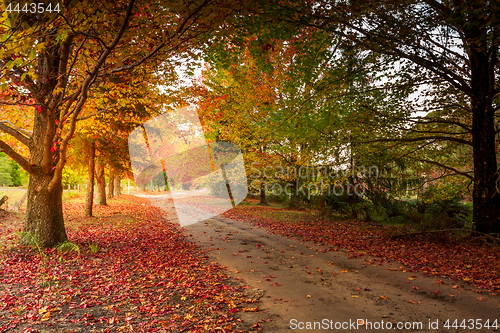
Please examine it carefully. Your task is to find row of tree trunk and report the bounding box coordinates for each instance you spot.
[84,142,122,217]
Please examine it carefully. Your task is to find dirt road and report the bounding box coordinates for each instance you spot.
[149,198,500,333]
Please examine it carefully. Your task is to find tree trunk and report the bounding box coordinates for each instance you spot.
[107,173,115,199]
[84,142,96,217]
[470,47,500,234]
[114,176,121,196]
[23,169,68,248]
[259,182,269,206]
[95,158,107,205]
[289,178,301,209]
[22,79,69,248]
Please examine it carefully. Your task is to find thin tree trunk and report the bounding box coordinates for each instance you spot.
[95,158,107,206]
[107,172,115,199]
[259,182,269,206]
[289,178,301,209]
[114,176,121,196]
[84,142,95,217]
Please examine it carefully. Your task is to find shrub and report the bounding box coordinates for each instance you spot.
[338,201,352,216]
[353,202,369,221]
[422,200,472,229]
[385,215,407,225]
[208,179,227,197]
[367,205,388,223]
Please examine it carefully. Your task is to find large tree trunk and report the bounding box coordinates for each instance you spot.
[114,176,121,196]
[22,170,68,248]
[95,158,107,205]
[22,77,69,248]
[84,142,96,217]
[107,172,115,199]
[470,47,500,234]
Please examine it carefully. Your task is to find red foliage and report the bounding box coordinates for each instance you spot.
[0,196,250,332]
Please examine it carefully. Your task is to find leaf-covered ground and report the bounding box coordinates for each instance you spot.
[0,196,259,333]
[223,202,500,292]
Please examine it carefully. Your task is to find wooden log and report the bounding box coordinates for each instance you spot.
[0,195,8,208]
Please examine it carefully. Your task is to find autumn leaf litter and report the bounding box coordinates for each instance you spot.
[0,195,260,333]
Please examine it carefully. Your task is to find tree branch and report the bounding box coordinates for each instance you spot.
[42,35,75,172]
[387,140,437,164]
[48,0,136,193]
[0,121,31,146]
[0,101,37,107]
[97,0,210,77]
[406,128,469,136]
[408,117,471,132]
[0,139,34,174]
[76,105,117,121]
[409,156,473,180]
[352,135,472,146]
[301,9,475,98]
[360,102,472,132]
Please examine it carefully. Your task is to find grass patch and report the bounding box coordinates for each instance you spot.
[0,188,26,207]
[234,199,323,224]
[241,198,288,209]
[62,190,82,201]
[56,241,81,256]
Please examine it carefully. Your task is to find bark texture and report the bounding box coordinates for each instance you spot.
[114,177,121,196]
[107,173,115,199]
[289,178,301,209]
[84,142,95,217]
[259,183,269,206]
[469,45,500,234]
[23,169,67,248]
[95,158,107,205]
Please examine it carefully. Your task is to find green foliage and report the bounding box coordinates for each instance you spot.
[420,200,472,230]
[207,177,246,199]
[20,231,45,257]
[203,0,500,232]
[336,202,352,216]
[62,190,81,201]
[9,159,22,186]
[0,153,26,187]
[89,243,100,253]
[371,197,473,230]
[352,202,369,221]
[56,241,81,256]
[385,215,407,225]
[367,205,388,223]
[62,168,85,188]
[208,178,226,198]
[320,193,352,217]
[0,153,12,186]
[421,182,465,204]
